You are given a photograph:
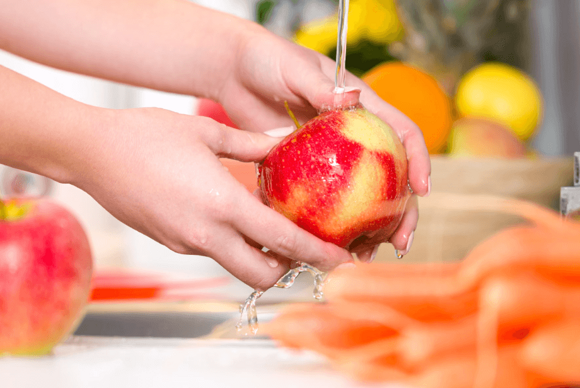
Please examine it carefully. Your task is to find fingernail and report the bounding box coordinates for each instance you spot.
[333,86,362,94]
[425,176,431,197]
[400,231,415,256]
[336,262,356,271]
[264,126,295,137]
[369,244,380,263]
[264,255,279,268]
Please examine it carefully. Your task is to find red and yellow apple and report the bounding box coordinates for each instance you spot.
[258,106,410,251]
[447,118,527,159]
[0,199,93,356]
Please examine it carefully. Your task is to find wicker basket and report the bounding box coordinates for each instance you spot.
[375,156,574,264]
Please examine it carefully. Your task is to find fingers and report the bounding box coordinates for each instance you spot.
[199,118,289,162]
[232,191,354,272]
[283,56,361,112]
[207,229,291,291]
[389,194,419,254]
[357,244,380,264]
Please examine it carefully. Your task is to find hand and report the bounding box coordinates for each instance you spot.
[74,108,354,290]
[217,27,430,260]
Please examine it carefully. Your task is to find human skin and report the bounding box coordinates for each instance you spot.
[0,0,430,290]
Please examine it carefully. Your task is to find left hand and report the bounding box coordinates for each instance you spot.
[217,27,430,261]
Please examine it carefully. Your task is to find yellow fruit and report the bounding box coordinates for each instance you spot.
[294,0,366,55]
[455,63,543,141]
[363,0,404,44]
[293,0,402,54]
[345,0,369,46]
[293,16,337,54]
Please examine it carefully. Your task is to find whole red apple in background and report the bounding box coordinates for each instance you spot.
[258,106,410,251]
[196,98,238,129]
[447,117,528,159]
[0,199,92,356]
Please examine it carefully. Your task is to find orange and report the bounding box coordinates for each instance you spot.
[362,62,453,154]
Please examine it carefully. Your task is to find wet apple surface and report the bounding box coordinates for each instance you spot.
[258,106,410,251]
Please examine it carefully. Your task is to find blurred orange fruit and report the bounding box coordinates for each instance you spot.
[362,62,453,154]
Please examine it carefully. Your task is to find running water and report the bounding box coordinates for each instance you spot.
[334,0,350,93]
[235,263,327,335]
[237,0,350,335]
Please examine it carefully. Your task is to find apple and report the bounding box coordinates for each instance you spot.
[0,199,92,356]
[196,98,238,129]
[258,105,410,250]
[447,118,527,159]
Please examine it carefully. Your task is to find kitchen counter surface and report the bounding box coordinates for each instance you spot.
[0,336,403,388]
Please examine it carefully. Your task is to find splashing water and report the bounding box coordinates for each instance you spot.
[236,263,327,335]
[235,290,264,335]
[275,263,327,300]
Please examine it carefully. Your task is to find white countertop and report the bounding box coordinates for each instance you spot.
[1,336,405,388]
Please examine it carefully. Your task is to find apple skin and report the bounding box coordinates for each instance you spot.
[196,98,238,129]
[447,118,527,159]
[258,106,410,251]
[0,199,93,356]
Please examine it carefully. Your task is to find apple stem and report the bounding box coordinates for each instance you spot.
[284,101,301,129]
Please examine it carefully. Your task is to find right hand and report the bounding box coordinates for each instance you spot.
[74,107,354,290]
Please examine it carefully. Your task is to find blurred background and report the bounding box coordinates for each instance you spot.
[1,0,579,284]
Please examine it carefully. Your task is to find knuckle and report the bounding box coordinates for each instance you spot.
[273,232,299,258]
[186,229,213,253]
[209,124,231,155]
[207,192,235,221]
[197,118,228,146]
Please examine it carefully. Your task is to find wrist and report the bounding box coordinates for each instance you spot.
[63,106,121,191]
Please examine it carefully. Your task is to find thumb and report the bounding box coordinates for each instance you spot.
[202,121,294,162]
[284,60,361,111]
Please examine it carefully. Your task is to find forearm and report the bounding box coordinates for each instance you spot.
[0,65,105,185]
[0,0,256,101]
